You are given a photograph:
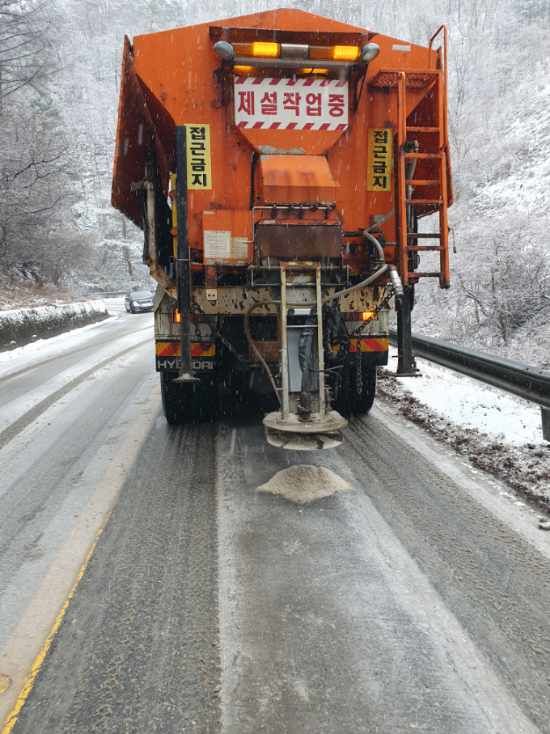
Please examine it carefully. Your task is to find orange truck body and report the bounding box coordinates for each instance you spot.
[111,8,452,423]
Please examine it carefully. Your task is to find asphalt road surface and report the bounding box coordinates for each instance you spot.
[1,304,549,733]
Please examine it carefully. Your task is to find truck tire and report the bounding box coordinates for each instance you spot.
[333,358,351,418]
[334,357,377,417]
[161,372,188,425]
[352,362,377,416]
[160,372,218,424]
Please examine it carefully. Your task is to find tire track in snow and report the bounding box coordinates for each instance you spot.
[0,337,150,448]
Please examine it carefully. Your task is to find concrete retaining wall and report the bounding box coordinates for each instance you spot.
[0,301,109,351]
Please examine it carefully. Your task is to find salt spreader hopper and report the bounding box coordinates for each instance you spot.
[112,8,453,448]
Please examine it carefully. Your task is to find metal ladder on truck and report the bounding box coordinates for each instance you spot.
[397,25,451,290]
[373,26,452,374]
[263,263,347,450]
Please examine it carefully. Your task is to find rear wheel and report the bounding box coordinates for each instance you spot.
[160,372,217,424]
[351,360,376,415]
[334,355,377,417]
[161,372,188,425]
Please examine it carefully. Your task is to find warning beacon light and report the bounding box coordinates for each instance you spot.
[214,40,380,68]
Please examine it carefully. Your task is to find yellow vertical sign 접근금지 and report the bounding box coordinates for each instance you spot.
[367,128,393,192]
[185,124,212,190]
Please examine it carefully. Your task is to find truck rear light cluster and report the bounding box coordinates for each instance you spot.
[344,310,377,322]
[362,310,377,322]
[299,67,329,75]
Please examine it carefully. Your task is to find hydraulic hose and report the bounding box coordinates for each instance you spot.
[244,301,281,405]
[364,231,404,304]
[363,230,385,260]
[323,263,389,304]
[323,231,404,305]
[388,266,404,304]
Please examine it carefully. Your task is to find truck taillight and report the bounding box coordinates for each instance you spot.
[361,310,377,322]
[344,311,377,322]
[300,67,329,75]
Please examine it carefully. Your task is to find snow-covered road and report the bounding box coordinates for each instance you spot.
[1,311,549,734]
[0,300,152,444]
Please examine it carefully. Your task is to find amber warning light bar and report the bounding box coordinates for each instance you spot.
[214,40,380,70]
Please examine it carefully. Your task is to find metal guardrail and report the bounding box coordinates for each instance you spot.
[389,330,550,441]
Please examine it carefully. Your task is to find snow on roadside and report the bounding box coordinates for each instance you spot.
[379,350,550,513]
[388,348,544,446]
[0,299,127,379]
[0,299,117,352]
[1,299,107,325]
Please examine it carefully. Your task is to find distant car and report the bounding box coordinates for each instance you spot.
[125,289,154,313]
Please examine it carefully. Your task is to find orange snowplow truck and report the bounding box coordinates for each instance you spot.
[112,8,452,447]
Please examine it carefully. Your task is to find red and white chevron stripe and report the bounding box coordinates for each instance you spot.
[236,121,348,130]
[234,77,347,87]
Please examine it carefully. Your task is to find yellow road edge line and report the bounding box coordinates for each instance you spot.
[1,515,111,734]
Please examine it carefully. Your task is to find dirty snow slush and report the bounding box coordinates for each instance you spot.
[378,367,550,513]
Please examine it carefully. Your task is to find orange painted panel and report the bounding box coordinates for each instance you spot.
[259,155,337,203]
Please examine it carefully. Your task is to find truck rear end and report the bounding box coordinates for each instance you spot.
[112,8,452,446]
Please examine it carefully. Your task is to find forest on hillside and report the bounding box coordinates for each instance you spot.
[1,0,549,363]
